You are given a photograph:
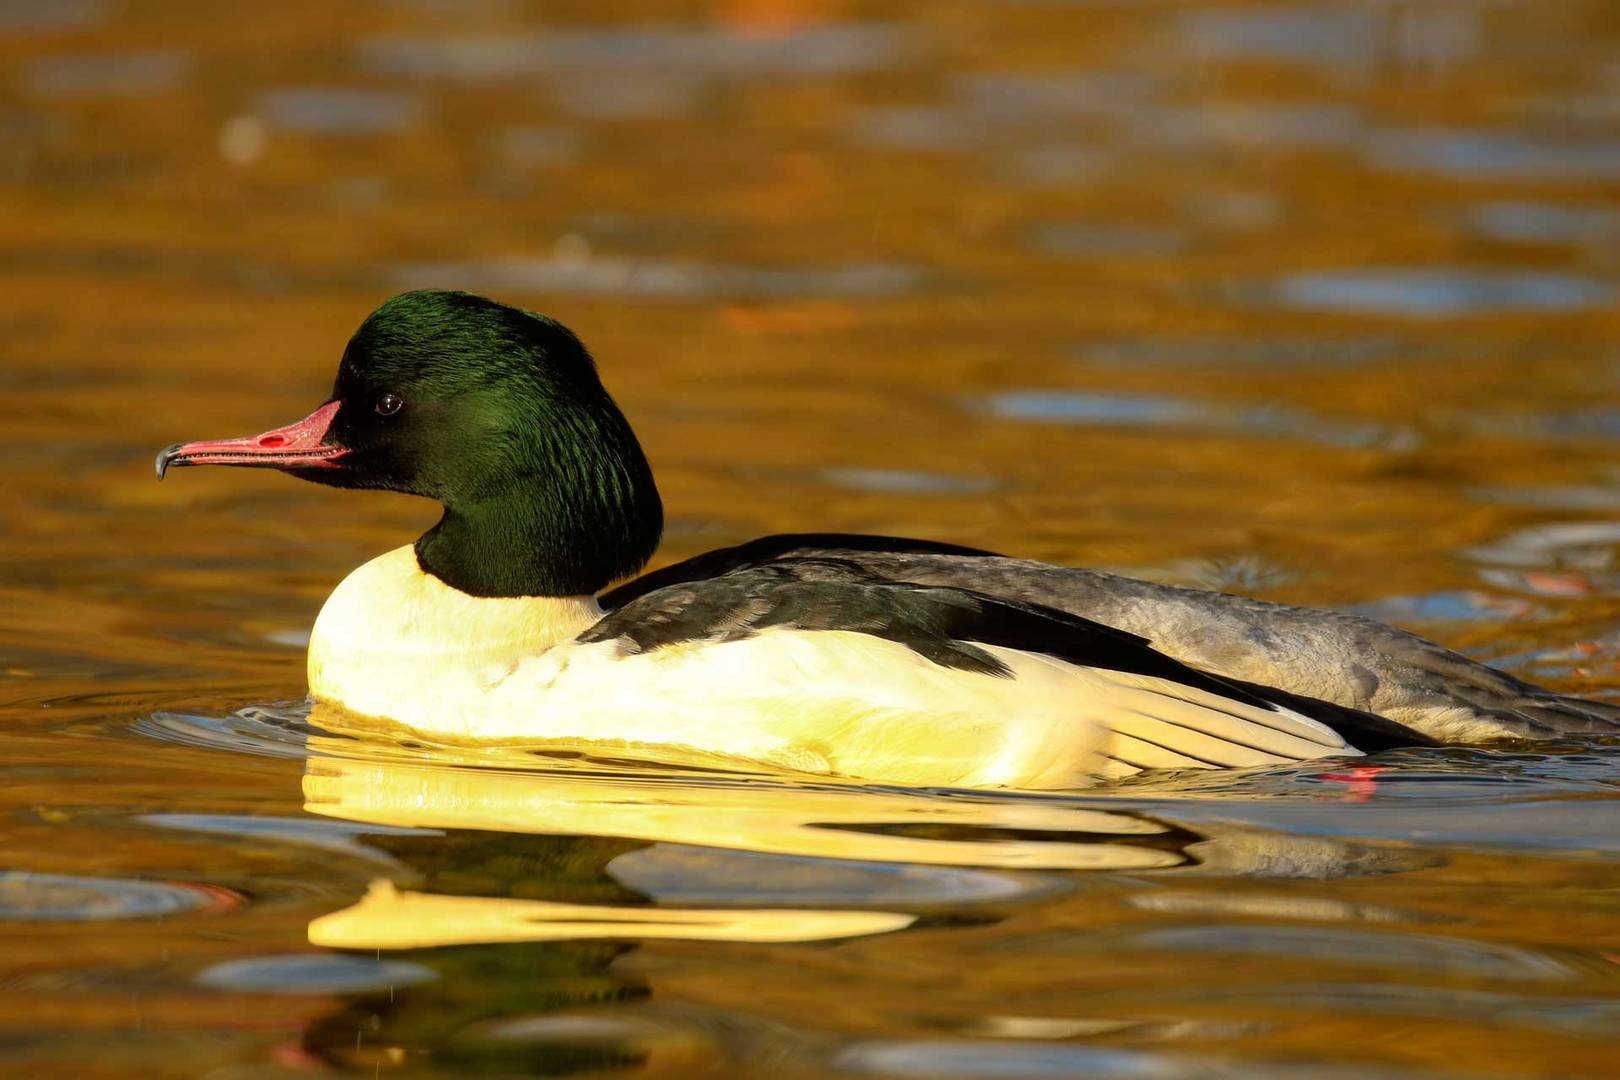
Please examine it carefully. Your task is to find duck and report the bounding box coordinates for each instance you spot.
[155,289,1618,789]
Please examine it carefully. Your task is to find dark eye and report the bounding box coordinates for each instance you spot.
[375,393,403,417]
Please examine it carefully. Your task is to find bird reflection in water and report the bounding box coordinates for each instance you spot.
[292,718,1200,1073]
[146,703,1432,1074]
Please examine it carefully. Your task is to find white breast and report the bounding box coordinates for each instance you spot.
[306,545,603,727]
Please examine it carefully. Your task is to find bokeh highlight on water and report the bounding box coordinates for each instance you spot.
[5,1,1620,1076]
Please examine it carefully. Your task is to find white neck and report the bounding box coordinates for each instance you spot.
[307,545,602,723]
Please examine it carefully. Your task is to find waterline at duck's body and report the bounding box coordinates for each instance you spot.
[307,545,1356,790]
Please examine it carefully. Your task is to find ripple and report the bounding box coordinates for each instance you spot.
[552,71,697,120]
[1465,521,1620,569]
[1180,5,1385,71]
[836,1039,1186,1079]
[1369,129,1620,181]
[1128,925,1569,980]
[1128,784,1620,850]
[1347,590,1539,624]
[848,70,1157,155]
[256,87,423,135]
[393,255,923,302]
[456,1007,715,1072]
[1218,977,1620,1036]
[1077,335,1401,369]
[492,126,583,168]
[1474,568,1606,599]
[982,390,1389,447]
[848,106,973,151]
[1493,640,1620,682]
[1468,408,1620,442]
[262,627,310,648]
[137,702,317,759]
[142,813,438,867]
[963,1015,1264,1041]
[1154,102,1364,150]
[1183,5,1483,75]
[820,467,999,496]
[360,24,903,82]
[985,391,1201,427]
[0,871,227,921]
[470,1012,664,1043]
[1083,100,1369,157]
[1465,201,1620,246]
[1469,483,1620,511]
[833,1038,1419,1079]
[1224,982,1620,1037]
[1126,891,1440,925]
[1004,143,1113,185]
[1264,269,1611,316]
[1182,829,1441,881]
[0,0,105,32]
[1149,555,1298,592]
[956,71,1155,121]
[23,49,189,99]
[196,953,436,994]
[607,845,1048,906]
[1030,221,1185,257]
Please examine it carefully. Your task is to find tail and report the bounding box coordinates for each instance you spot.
[1488,690,1620,736]
[1369,629,1620,739]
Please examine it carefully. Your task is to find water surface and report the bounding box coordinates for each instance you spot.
[4,1,1620,1076]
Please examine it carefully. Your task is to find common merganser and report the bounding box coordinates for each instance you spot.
[156,290,1616,788]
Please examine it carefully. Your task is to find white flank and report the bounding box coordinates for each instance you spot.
[308,546,1360,789]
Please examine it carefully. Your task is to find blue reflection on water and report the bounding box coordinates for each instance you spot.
[0,871,212,921]
[1348,591,1538,625]
[257,87,423,134]
[197,954,436,994]
[1269,269,1611,316]
[983,390,1389,447]
[986,390,1203,426]
[1181,4,1384,70]
[23,48,189,99]
[820,467,999,496]
[1466,201,1620,245]
[395,255,923,301]
[0,0,105,32]
[1077,335,1401,369]
[360,24,904,81]
[1370,129,1620,180]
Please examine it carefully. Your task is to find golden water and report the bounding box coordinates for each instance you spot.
[4,1,1620,1075]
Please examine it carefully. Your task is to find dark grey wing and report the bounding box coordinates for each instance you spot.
[583,560,1012,678]
[584,557,1433,753]
[601,534,1620,740]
